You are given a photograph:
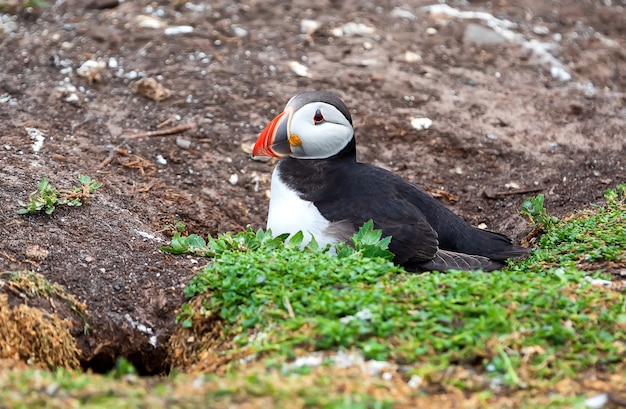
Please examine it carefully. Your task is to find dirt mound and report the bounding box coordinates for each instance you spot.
[1,0,624,374]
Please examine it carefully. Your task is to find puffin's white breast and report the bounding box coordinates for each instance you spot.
[267,167,338,249]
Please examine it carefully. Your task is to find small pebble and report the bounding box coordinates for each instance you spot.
[135,15,166,29]
[359,59,378,66]
[46,383,59,395]
[164,26,193,36]
[550,65,572,82]
[288,61,311,78]
[192,377,204,388]
[584,393,608,409]
[176,137,191,149]
[532,25,550,36]
[463,23,505,45]
[407,375,423,389]
[391,7,417,20]
[229,174,239,185]
[232,26,248,37]
[300,19,320,35]
[404,51,422,63]
[156,155,167,165]
[65,93,80,104]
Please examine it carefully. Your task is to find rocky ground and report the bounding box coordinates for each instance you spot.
[0,0,624,374]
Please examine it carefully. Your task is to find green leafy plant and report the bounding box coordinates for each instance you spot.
[520,193,558,229]
[17,175,102,215]
[173,222,396,330]
[162,220,188,236]
[335,220,394,260]
[517,184,626,269]
[172,190,626,387]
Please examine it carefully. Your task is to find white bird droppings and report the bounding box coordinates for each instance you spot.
[288,61,311,78]
[550,65,572,82]
[331,22,376,37]
[410,117,433,131]
[25,127,45,153]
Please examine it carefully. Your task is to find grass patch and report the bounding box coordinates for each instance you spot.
[3,363,614,409]
[169,185,626,391]
[520,185,626,269]
[0,366,397,409]
[1,186,624,408]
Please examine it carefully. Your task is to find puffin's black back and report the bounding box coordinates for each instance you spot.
[278,141,527,270]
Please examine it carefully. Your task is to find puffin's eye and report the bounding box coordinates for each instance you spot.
[313,109,325,125]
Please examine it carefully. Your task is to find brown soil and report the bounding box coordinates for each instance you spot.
[0,0,624,374]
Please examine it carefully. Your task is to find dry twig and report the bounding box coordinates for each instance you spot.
[125,123,194,139]
[284,296,295,319]
[484,187,543,199]
[97,147,128,169]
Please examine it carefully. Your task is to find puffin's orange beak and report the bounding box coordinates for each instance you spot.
[252,108,293,158]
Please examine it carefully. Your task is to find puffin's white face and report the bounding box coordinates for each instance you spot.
[288,102,353,159]
[252,91,354,160]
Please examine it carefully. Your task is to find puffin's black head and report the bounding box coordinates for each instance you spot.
[252,91,354,160]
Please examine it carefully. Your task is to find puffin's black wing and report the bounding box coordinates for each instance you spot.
[309,163,440,264]
[340,164,528,263]
[278,157,525,271]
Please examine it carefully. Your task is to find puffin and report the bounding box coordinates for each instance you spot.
[252,90,527,272]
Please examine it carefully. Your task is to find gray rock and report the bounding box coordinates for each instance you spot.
[463,23,506,45]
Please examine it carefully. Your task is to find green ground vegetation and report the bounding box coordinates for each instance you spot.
[1,185,624,408]
[17,175,102,215]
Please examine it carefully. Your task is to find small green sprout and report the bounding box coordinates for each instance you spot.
[520,194,558,229]
[17,175,102,215]
[162,220,188,237]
